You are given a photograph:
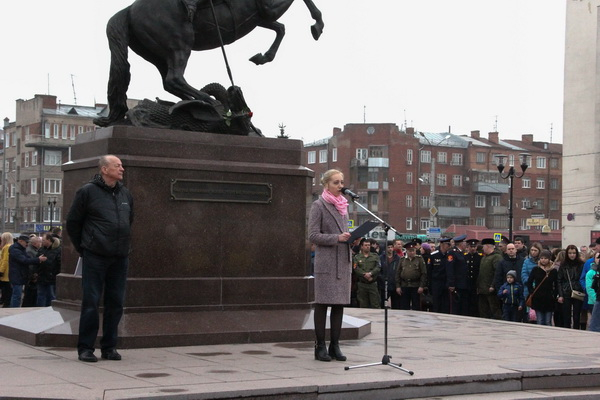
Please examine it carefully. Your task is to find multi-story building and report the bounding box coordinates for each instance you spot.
[305,123,562,246]
[1,94,102,233]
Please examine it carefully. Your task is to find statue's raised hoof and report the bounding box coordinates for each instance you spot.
[249,53,267,65]
[93,117,111,127]
[311,21,324,40]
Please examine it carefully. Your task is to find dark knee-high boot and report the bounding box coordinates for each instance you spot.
[328,305,346,361]
[314,304,331,361]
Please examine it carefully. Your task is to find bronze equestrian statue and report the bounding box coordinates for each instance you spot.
[94,0,324,132]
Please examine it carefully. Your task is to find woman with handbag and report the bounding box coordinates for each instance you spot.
[557,245,585,329]
[527,250,558,326]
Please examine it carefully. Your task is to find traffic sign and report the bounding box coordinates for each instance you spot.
[428,227,441,239]
[493,233,502,243]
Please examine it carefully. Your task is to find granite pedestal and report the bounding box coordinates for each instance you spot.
[0,126,370,348]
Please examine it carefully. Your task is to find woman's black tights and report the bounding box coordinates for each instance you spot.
[314,303,344,343]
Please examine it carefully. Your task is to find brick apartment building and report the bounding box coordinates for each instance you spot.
[1,94,102,233]
[305,123,562,246]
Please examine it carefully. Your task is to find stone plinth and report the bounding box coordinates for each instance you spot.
[0,127,370,348]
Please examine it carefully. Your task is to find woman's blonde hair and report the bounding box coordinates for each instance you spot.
[321,169,343,186]
[0,232,13,248]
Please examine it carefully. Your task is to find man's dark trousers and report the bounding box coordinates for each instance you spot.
[77,250,128,354]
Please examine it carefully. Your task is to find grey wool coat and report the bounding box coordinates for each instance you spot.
[308,197,352,304]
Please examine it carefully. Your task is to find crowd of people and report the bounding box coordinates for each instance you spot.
[0,228,62,308]
[343,232,600,331]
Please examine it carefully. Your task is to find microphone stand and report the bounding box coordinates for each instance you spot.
[343,196,414,375]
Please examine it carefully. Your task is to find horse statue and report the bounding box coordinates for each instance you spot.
[93,0,324,132]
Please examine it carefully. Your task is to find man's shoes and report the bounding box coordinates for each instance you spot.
[78,350,98,363]
[101,349,122,361]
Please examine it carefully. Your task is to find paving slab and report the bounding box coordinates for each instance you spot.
[0,307,600,399]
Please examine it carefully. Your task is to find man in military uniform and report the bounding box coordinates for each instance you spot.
[450,235,469,315]
[465,239,482,317]
[477,238,503,319]
[379,241,401,309]
[427,238,455,314]
[353,238,381,308]
[396,242,427,311]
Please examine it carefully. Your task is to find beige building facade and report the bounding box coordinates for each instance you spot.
[563,1,600,246]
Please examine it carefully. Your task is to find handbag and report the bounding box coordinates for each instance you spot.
[566,269,585,302]
[526,270,549,308]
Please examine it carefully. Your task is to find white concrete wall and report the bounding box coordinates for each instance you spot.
[563,0,600,246]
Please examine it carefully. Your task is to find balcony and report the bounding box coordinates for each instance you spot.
[24,136,74,150]
[473,182,509,194]
[368,158,389,168]
[489,206,508,215]
[438,206,471,218]
[367,181,379,190]
[350,158,368,168]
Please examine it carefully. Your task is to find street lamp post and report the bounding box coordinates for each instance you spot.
[495,153,529,241]
[47,197,56,231]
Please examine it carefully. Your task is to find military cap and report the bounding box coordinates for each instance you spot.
[439,237,452,243]
[453,234,467,243]
[466,239,480,246]
[413,238,423,244]
[17,235,30,243]
[481,238,496,245]
[405,241,418,249]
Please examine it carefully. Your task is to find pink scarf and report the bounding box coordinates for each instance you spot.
[322,188,348,216]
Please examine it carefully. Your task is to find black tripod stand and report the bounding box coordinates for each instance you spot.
[344,278,414,375]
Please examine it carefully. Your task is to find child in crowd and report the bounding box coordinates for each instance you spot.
[498,270,525,322]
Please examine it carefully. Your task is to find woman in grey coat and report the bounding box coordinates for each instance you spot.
[308,169,352,361]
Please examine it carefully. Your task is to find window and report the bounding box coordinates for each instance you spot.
[522,198,531,209]
[437,152,447,164]
[3,131,8,148]
[356,148,368,160]
[535,199,544,210]
[45,150,62,166]
[44,179,62,194]
[476,217,486,226]
[25,127,30,142]
[11,132,16,147]
[451,153,463,166]
[536,157,547,169]
[23,208,29,223]
[476,152,486,163]
[550,178,559,190]
[550,199,559,210]
[44,123,50,138]
[368,168,378,182]
[536,179,545,189]
[78,126,84,135]
[406,195,413,208]
[31,178,37,195]
[421,172,430,184]
[420,218,430,231]
[369,146,387,157]
[406,149,413,165]
[62,124,68,139]
[406,217,413,231]
[437,174,447,186]
[31,207,37,222]
[508,154,515,167]
[53,124,59,139]
[550,219,559,230]
[332,148,337,162]
[10,184,15,198]
[550,158,559,169]
[24,153,29,168]
[70,125,76,140]
[319,149,327,163]
[420,196,430,208]
[452,175,463,187]
[491,196,500,207]
[307,151,316,164]
[406,172,413,184]
[522,178,531,189]
[32,151,38,166]
[475,195,486,208]
[420,150,431,163]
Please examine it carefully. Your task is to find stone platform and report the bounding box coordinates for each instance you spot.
[0,307,599,400]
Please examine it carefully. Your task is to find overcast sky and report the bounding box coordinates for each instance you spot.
[0,1,565,143]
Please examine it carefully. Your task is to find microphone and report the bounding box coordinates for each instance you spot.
[341,187,360,199]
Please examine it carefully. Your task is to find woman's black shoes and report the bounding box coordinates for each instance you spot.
[314,342,332,361]
[328,341,346,361]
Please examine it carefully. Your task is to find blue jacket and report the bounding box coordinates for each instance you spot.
[521,256,538,298]
[8,242,40,285]
[497,281,525,307]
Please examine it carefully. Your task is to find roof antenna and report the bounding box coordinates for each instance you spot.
[549,123,553,143]
[493,115,498,131]
[71,74,77,105]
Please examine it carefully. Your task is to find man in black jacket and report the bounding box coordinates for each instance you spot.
[66,155,134,363]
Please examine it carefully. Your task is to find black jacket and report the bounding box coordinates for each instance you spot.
[36,241,62,285]
[66,174,134,257]
[493,254,524,291]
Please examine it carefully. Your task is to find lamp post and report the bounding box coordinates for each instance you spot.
[495,153,529,241]
[47,197,56,231]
